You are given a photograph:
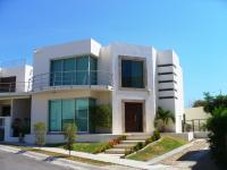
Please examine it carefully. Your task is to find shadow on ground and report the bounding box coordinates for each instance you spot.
[43,155,68,162]
[177,149,218,170]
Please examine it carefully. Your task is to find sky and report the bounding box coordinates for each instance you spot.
[0,0,227,106]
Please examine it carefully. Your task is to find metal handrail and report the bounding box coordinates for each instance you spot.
[0,81,31,93]
[31,70,113,91]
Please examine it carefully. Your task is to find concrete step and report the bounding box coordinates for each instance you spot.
[113,143,135,148]
[105,148,128,154]
[121,139,146,144]
[126,135,151,140]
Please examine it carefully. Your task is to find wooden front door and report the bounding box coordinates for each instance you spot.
[125,102,143,132]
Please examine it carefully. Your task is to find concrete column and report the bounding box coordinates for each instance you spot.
[4,117,11,141]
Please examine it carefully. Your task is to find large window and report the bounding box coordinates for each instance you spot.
[49,98,96,133]
[50,56,97,86]
[121,59,145,88]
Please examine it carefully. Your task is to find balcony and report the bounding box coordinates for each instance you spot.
[0,81,31,95]
[32,70,113,92]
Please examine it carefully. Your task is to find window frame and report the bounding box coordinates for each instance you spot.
[119,55,147,90]
[49,54,98,86]
[48,97,96,133]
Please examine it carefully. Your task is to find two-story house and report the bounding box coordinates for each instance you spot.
[0,39,184,143]
[0,60,32,141]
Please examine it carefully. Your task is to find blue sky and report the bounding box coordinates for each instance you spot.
[0,0,227,106]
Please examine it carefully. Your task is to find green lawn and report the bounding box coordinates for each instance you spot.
[47,142,109,154]
[72,142,108,153]
[127,136,187,161]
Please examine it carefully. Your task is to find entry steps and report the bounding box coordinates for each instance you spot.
[102,134,151,158]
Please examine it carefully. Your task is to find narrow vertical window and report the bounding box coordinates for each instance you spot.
[75,99,89,132]
[49,100,62,131]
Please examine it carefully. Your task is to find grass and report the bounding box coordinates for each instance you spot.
[15,146,112,166]
[127,136,187,161]
[72,142,108,153]
[47,142,109,153]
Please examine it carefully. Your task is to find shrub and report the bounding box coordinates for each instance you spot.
[33,122,46,147]
[145,138,153,145]
[95,105,112,128]
[90,104,112,133]
[133,142,144,151]
[64,123,77,156]
[151,130,161,141]
[185,123,192,132]
[93,135,126,154]
[206,107,227,168]
[200,123,207,132]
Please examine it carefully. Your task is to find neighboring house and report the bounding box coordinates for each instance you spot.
[0,39,184,143]
[0,60,33,141]
[185,107,210,121]
[184,106,211,131]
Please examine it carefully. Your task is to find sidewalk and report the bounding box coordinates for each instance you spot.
[34,146,170,169]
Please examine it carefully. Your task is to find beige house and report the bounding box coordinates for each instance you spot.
[184,107,211,131]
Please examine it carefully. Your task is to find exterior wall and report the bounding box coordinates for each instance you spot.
[31,90,111,133]
[33,39,101,77]
[105,43,156,134]
[185,107,211,120]
[0,65,33,92]
[156,50,184,133]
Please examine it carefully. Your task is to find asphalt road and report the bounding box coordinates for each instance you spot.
[0,150,96,170]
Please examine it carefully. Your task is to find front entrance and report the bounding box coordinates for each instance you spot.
[125,102,143,132]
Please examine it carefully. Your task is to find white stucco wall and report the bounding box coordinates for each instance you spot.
[157,50,184,133]
[1,64,33,92]
[104,43,156,134]
[33,39,101,77]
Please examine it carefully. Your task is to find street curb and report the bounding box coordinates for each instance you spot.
[0,144,106,170]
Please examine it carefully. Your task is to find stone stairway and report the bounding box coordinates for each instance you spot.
[102,134,151,158]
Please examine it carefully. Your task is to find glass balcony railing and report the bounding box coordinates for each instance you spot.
[32,70,112,91]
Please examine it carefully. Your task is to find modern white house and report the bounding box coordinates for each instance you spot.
[0,39,184,143]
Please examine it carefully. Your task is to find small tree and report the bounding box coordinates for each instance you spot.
[155,107,175,132]
[192,100,206,107]
[64,123,77,156]
[34,122,46,147]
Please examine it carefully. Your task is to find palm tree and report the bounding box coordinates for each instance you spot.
[155,107,175,132]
